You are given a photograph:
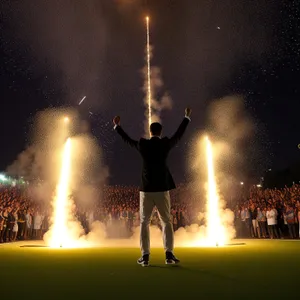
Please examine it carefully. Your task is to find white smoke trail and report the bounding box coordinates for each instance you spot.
[142,24,172,137]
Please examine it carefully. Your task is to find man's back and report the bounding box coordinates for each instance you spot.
[113,108,191,266]
[115,117,190,192]
[138,137,174,192]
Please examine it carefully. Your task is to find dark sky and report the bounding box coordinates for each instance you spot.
[0,0,299,186]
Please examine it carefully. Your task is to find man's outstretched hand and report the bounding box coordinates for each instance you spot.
[185,108,192,118]
[113,116,121,126]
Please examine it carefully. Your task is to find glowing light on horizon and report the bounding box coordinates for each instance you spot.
[146,16,152,131]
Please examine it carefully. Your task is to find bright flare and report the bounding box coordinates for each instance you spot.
[146,16,152,129]
[205,136,226,246]
[49,138,72,248]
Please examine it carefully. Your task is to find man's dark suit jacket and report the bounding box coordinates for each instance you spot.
[115,117,190,192]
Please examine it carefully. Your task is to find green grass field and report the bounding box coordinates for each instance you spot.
[0,240,298,299]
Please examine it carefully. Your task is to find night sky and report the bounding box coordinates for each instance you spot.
[0,0,299,186]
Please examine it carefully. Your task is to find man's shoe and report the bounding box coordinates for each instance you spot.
[137,254,149,267]
[165,252,180,265]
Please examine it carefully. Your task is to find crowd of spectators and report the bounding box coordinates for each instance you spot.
[1,183,300,244]
[0,184,198,242]
[234,184,300,239]
[0,186,47,243]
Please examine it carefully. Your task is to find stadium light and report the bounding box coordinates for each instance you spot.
[0,174,7,181]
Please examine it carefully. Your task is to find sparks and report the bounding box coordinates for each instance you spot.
[205,136,226,246]
[78,96,86,105]
[48,138,72,248]
[146,16,152,130]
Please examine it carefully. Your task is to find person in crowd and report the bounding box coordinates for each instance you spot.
[1,208,8,242]
[240,205,247,237]
[245,206,252,237]
[17,208,26,240]
[33,210,43,240]
[298,207,300,238]
[24,209,32,240]
[11,209,19,241]
[250,204,260,238]
[0,207,4,243]
[6,207,14,242]
[266,206,278,239]
[284,204,296,239]
[234,206,241,238]
[257,207,267,238]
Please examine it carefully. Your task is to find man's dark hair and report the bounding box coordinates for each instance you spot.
[150,122,162,136]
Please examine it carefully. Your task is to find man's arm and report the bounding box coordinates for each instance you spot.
[115,125,139,149]
[113,116,139,149]
[168,108,191,149]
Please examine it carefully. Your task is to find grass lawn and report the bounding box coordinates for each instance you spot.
[0,240,298,299]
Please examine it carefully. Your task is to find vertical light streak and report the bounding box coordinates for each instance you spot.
[146,16,152,130]
[49,138,72,248]
[205,136,225,246]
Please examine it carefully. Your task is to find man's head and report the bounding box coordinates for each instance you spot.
[150,122,162,137]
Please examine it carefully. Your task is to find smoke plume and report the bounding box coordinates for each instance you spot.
[142,45,172,137]
[206,95,256,196]
[183,95,256,243]
[7,108,108,208]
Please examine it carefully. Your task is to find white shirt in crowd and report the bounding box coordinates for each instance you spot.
[34,214,43,230]
[25,213,32,228]
[266,209,277,225]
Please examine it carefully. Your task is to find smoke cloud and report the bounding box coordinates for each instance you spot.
[182,95,257,243]
[205,96,257,198]
[7,108,108,208]
[6,104,244,250]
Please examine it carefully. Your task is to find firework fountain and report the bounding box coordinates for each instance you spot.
[204,136,227,246]
[49,137,72,248]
